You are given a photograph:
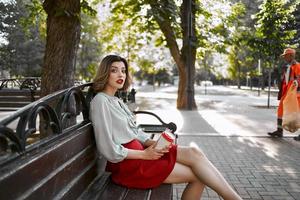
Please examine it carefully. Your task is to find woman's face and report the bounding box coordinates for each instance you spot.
[104,61,127,94]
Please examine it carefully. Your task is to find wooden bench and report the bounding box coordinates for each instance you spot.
[0,77,41,111]
[0,83,174,200]
[0,89,41,110]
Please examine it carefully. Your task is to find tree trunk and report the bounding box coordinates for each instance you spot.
[237,64,241,89]
[149,0,197,109]
[178,0,197,109]
[41,0,80,97]
[177,61,188,108]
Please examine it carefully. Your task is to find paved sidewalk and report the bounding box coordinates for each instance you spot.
[172,110,300,200]
[135,85,300,200]
[174,134,300,200]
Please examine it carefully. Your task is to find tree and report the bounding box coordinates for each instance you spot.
[250,0,296,89]
[154,68,172,86]
[41,0,81,96]
[254,0,295,65]
[289,1,300,47]
[105,0,201,109]
[76,12,103,81]
[225,3,259,88]
[1,0,101,90]
[150,0,198,109]
[135,66,172,86]
[229,0,263,28]
[0,0,45,77]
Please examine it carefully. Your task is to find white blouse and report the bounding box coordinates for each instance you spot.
[89,92,150,163]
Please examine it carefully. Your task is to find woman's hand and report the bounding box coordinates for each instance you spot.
[144,139,172,151]
[143,143,168,160]
[158,144,172,153]
[126,142,172,160]
[143,139,156,147]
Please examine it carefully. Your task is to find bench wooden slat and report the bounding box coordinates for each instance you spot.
[56,159,98,200]
[78,172,111,200]
[0,96,35,101]
[0,124,96,199]
[124,188,150,200]
[97,180,128,200]
[0,89,41,96]
[150,184,173,200]
[24,146,97,199]
[60,156,108,200]
[0,102,31,107]
[79,170,173,200]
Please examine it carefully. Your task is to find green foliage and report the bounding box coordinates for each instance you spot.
[226,2,246,26]
[134,66,172,86]
[22,0,47,38]
[196,0,246,64]
[0,0,45,77]
[136,58,154,74]
[105,0,217,74]
[253,0,295,62]
[134,58,153,83]
[0,0,103,79]
[81,0,98,16]
[98,0,168,72]
[227,44,256,80]
[155,68,172,86]
[288,1,300,46]
[76,12,103,81]
[223,2,261,82]
[145,0,180,32]
[199,1,244,81]
[0,2,15,37]
[107,0,180,44]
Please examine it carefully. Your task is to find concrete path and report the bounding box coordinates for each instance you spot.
[135,85,300,200]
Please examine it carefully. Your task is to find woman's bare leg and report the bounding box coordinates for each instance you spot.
[177,146,242,200]
[164,162,205,200]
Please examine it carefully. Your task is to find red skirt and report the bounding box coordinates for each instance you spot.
[106,139,177,189]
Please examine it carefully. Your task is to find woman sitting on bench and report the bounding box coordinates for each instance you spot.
[90,55,242,200]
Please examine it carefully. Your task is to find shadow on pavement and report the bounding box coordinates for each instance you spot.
[179,110,217,134]
[175,136,300,200]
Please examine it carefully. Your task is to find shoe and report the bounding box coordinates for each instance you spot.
[293,135,300,141]
[268,130,283,137]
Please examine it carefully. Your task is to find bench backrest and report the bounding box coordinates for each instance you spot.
[0,83,107,199]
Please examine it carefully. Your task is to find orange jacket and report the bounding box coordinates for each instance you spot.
[278,62,300,100]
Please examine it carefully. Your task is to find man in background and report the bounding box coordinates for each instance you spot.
[268,48,300,141]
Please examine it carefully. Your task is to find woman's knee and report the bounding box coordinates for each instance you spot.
[177,146,206,166]
[188,146,206,159]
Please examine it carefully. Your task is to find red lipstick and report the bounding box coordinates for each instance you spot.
[116,79,124,84]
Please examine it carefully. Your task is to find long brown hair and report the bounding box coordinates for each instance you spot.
[93,55,131,93]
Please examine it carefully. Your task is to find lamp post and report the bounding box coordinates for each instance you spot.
[258,59,261,96]
[267,68,271,108]
[267,58,275,108]
[186,0,194,110]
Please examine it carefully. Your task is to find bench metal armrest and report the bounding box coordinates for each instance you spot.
[133,110,178,144]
